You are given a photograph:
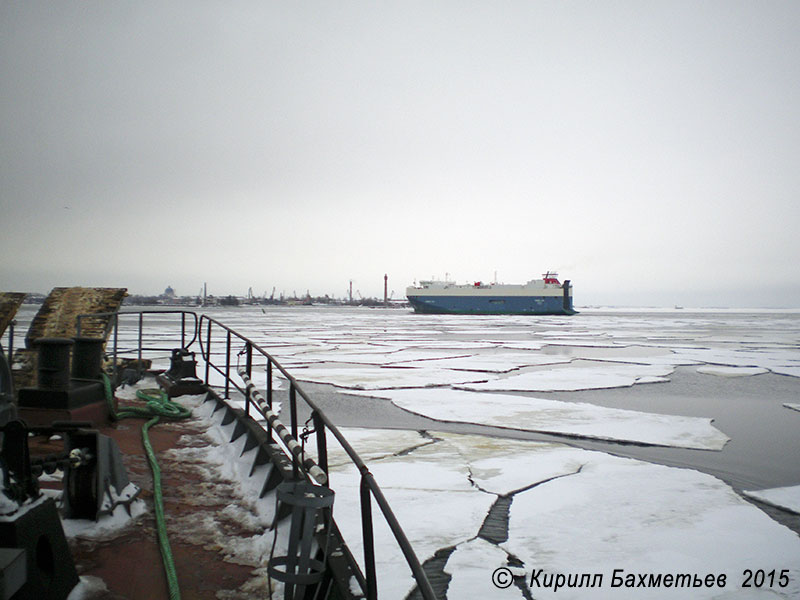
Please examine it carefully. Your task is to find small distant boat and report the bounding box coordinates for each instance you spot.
[406,272,576,315]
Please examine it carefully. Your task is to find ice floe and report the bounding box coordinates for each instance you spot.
[416,352,573,373]
[504,452,800,599]
[672,347,800,375]
[326,438,497,600]
[444,538,524,599]
[439,433,590,495]
[696,365,769,377]
[314,427,435,468]
[292,348,476,366]
[288,365,492,389]
[772,365,800,378]
[540,343,699,366]
[458,362,675,392]
[283,350,407,366]
[742,485,800,515]
[348,388,728,450]
[492,340,548,351]
[404,340,502,350]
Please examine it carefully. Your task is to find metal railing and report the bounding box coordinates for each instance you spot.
[87,309,436,600]
[76,310,199,379]
[197,313,436,600]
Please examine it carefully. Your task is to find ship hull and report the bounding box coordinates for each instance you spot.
[406,294,576,315]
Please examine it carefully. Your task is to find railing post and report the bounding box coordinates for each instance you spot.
[313,411,328,481]
[266,359,273,442]
[180,312,186,349]
[7,322,14,364]
[137,313,144,379]
[205,319,212,385]
[245,342,252,416]
[224,330,231,399]
[290,383,298,479]
[113,313,119,382]
[360,476,378,600]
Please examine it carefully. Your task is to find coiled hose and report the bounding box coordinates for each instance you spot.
[103,374,191,600]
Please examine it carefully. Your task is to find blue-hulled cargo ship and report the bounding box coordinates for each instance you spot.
[406,272,576,315]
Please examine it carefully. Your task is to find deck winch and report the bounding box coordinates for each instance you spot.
[156,347,205,397]
[1,416,140,598]
[0,419,139,521]
[0,421,86,600]
[60,426,139,520]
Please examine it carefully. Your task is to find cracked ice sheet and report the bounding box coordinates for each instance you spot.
[315,430,577,498]
[349,388,728,450]
[327,438,497,600]
[306,428,434,469]
[287,365,492,389]
[742,485,800,515]
[325,430,798,599]
[504,455,800,599]
[438,433,591,496]
[458,362,674,392]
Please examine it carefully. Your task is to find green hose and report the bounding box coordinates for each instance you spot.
[103,375,191,600]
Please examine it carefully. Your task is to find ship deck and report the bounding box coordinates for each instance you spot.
[31,387,267,600]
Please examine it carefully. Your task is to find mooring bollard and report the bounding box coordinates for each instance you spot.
[71,337,105,381]
[34,338,73,391]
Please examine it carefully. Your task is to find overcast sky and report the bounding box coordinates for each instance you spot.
[2,2,799,307]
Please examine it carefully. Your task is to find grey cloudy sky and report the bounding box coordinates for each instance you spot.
[2,2,799,307]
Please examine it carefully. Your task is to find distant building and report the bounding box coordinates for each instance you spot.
[164,286,175,299]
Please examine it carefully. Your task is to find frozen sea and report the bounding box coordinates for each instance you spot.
[6,304,800,598]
